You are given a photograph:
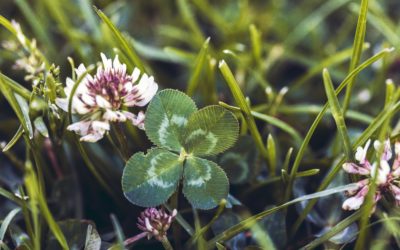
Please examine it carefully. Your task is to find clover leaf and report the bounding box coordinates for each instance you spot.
[122,89,239,209]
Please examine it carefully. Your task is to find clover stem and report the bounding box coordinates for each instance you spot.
[161,236,174,250]
[124,232,147,247]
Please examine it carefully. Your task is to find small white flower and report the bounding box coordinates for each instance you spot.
[56,53,158,142]
[342,139,400,213]
[355,139,371,164]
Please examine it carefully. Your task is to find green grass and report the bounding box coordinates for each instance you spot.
[0,0,400,249]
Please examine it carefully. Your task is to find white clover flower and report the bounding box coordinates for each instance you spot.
[342,139,400,212]
[56,53,158,142]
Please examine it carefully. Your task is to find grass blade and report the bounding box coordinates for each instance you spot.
[25,162,69,250]
[284,0,351,48]
[186,38,210,96]
[94,7,146,72]
[285,47,393,232]
[290,100,400,237]
[322,68,352,158]
[14,0,56,57]
[219,61,269,166]
[2,125,24,152]
[0,208,21,241]
[301,211,361,249]
[0,75,33,139]
[0,73,31,99]
[342,0,369,111]
[207,183,358,247]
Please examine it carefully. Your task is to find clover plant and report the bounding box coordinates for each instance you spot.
[122,89,239,209]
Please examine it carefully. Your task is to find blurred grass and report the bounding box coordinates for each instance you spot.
[0,0,400,249]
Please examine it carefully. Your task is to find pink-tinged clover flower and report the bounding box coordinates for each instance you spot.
[137,207,177,241]
[342,139,400,212]
[56,53,158,142]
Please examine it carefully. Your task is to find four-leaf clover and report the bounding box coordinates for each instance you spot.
[122,89,239,209]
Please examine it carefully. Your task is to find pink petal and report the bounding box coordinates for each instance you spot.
[342,162,370,175]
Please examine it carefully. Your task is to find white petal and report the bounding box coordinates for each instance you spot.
[395,142,400,155]
[95,95,112,109]
[55,98,70,112]
[80,132,104,142]
[342,196,364,210]
[113,54,122,70]
[134,75,158,107]
[103,110,126,122]
[131,67,141,82]
[355,139,371,163]
[67,121,91,136]
[101,53,112,70]
[75,64,87,78]
[73,98,90,114]
[92,120,110,132]
[133,111,145,130]
[80,93,95,106]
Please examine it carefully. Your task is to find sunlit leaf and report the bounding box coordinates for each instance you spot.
[145,89,197,152]
[183,105,239,156]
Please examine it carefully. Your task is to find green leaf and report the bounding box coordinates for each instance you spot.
[122,148,183,207]
[2,125,24,152]
[322,68,352,158]
[94,7,146,72]
[183,106,239,156]
[207,183,358,246]
[342,0,369,111]
[0,208,21,241]
[0,75,33,139]
[145,89,197,152]
[34,116,49,138]
[186,38,210,96]
[183,156,229,209]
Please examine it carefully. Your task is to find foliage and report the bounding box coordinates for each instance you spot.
[122,89,239,209]
[0,0,400,249]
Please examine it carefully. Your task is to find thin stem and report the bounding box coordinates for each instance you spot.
[161,237,174,250]
[113,124,130,162]
[124,232,147,247]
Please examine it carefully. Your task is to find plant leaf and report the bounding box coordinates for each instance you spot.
[94,7,146,72]
[122,148,183,207]
[84,224,101,250]
[0,75,33,139]
[145,89,197,152]
[0,208,21,241]
[2,125,24,152]
[33,116,49,138]
[183,156,229,209]
[183,105,239,156]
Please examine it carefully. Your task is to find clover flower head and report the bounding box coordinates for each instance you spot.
[342,139,400,212]
[137,208,177,241]
[56,53,158,142]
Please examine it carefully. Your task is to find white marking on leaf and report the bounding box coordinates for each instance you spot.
[171,115,187,127]
[187,161,211,187]
[147,154,174,188]
[186,129,206,143]
[158,115,169,145]
[205,133,217,153]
